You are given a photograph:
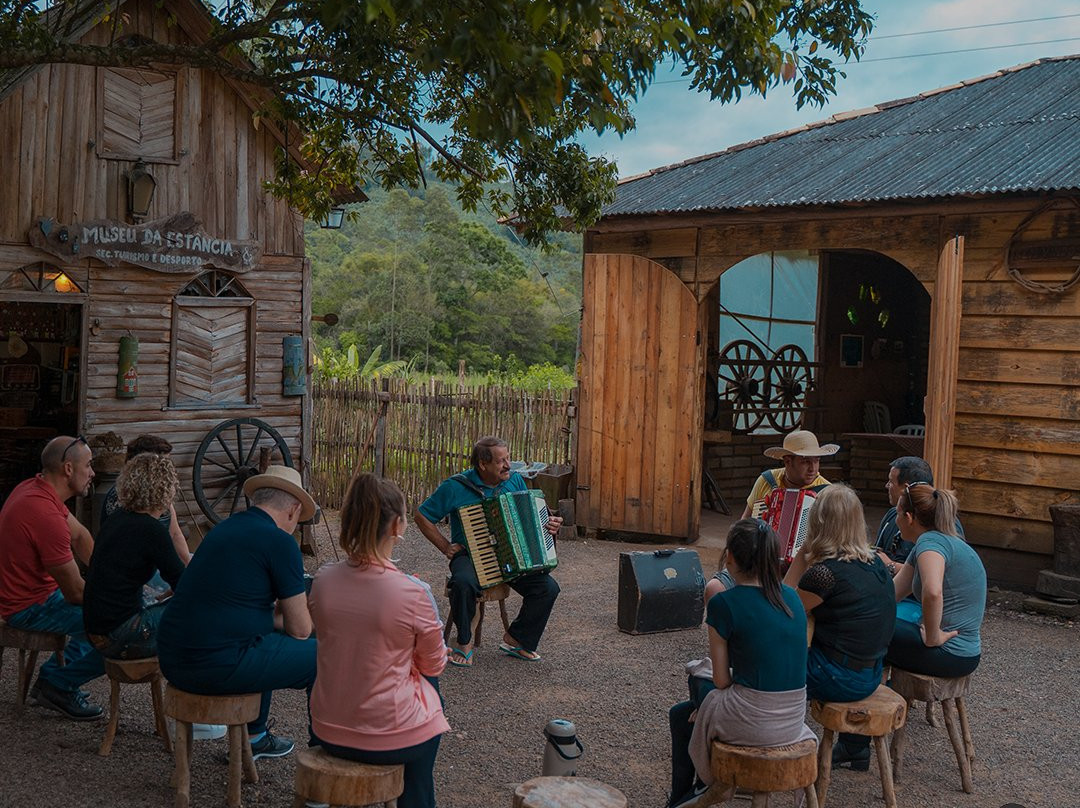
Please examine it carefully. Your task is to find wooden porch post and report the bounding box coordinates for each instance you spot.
[923,234,964,489]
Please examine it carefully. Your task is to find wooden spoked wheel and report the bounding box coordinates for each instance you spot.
[766,344,812,433]
[717,340,768,433]
[193,418,293,524]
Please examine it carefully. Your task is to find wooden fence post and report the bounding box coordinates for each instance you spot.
[374,378,389,477]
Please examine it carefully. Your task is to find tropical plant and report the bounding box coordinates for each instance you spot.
[314,343,407,381]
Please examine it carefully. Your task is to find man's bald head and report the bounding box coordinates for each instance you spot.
[42,435,79,473]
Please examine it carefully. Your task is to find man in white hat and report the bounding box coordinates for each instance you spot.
[158,465,317,761]
[740,430,838,519]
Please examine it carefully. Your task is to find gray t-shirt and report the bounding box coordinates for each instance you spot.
[909,531,986,657]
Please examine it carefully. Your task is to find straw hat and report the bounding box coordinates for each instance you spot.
[763,430,839,460]
[242,465,317,521]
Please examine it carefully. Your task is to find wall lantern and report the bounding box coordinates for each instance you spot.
[320,206,345,229]
[126,159,157,221]
[53,272,74,293]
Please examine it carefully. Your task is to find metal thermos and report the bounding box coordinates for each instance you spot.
[542,719,584,776]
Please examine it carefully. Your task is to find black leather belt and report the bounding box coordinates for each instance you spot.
[819,644,880,671]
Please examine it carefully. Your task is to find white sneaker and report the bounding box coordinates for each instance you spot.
[191,723,227,740]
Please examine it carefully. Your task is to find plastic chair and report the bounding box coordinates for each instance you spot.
[863,401,891,433]
[893,424,925,436]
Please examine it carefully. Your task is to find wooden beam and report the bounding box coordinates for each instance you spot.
[924,234,964,488]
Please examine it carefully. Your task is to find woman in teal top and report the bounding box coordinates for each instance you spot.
[667,519,812,808]
[887,483,986,677]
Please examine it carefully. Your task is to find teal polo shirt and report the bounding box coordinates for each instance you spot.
[418,468,526,549]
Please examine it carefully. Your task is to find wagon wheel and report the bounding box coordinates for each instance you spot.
[193,417,293,524]
[717,340,768,434]
[766,344,812,433]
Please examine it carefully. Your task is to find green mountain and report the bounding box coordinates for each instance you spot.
[305,182,582,375]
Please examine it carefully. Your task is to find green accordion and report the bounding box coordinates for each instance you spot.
[458,489,558,588]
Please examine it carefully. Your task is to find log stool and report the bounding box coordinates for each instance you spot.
[888,669,975,794]
[293,747,403,807]
[98,656,171,757]
[512,776,627,808]
[708,738,820,807]
[0,620,66,709]
[811,684,908,808]
[164,685,261,808]
[443,576,511,647]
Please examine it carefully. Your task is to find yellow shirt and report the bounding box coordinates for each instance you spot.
[746,468,830,514]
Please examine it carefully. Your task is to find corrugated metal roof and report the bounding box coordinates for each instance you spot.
[605,55,1080,217]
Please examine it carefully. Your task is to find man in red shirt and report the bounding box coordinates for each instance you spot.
[0,435,104,719]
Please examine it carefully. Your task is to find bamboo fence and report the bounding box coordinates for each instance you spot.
[310,377,575,510]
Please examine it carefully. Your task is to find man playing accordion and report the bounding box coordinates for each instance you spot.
[415,436,562,667]
[741,430,838,520]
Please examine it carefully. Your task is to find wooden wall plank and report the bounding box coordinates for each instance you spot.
[958,348,1080,386]
[960,315,1080,351]
[960,512,1052,555]
[953,445,1079,491]
[953,413,1080,456]
[954,478,1079,523]
[955,380,1080,421]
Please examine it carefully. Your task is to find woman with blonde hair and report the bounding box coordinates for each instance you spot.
[309,473,448,808]
[83,453,186,659]
[786,483,895,770]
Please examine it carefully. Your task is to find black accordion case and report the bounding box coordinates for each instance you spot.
[617,548,704,634]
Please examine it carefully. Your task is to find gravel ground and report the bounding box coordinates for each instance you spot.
[1,521,1076,808]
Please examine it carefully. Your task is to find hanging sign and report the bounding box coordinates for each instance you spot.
[28,212,261,274]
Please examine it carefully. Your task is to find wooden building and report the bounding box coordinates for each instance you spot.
[577,55,1080,588]
[0,0,329,536]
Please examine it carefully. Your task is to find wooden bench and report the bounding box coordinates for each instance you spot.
[811,684,908,808]
[443,576,511,647]
[0,620,67,709]
[98,656,171,757]
[164,685,260,808]
[293,747,403,807]
[708,738,820,807]
[888,669,976,794]
[512,776,627,808]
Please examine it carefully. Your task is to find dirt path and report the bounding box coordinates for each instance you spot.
[1,524,1075,808]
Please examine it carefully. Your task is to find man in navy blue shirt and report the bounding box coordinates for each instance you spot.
[158,466,317,760]
[416,437,562,667]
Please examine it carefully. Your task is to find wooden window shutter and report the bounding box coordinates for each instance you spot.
[169,272,256,409]
[99,68,177,161]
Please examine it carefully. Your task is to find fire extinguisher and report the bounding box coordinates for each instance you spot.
[116,333,138,398]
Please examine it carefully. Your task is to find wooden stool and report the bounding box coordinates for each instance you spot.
[888,669,975,794]
[164,685,261,808]
[513,776,627,808]
[293,747,403,807]
[0,620,66,709]
[443,576,511,647]
[98,656,171,757]
[709,738,820,807]
[811,684,908,808]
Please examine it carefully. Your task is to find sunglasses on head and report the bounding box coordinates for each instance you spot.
[904,481,931,492]
[61,435,87,461]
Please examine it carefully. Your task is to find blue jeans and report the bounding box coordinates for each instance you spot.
[161,631,316,736]
[806,645,883,751]
[6,589,104,692]
[95,602,168,660]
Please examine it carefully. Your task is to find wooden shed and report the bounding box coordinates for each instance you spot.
[0,0,332,537]
[577,55,1080,588]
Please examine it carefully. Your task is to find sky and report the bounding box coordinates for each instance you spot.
[583,0,1080,178]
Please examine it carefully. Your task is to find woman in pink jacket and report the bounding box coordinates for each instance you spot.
[309,473,449,808]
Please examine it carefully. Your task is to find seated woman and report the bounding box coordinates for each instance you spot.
[309,473,448,808]
[668,519,813,808]
[887,483,986,679]
[101,434,191,565]
[83,453,186,659]
[785,484,896,770]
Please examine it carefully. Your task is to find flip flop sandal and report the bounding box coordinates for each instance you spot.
[498,642,541,662]
[447,648,474,667]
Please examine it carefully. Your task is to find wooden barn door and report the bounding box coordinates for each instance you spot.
[577,254,704,540]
